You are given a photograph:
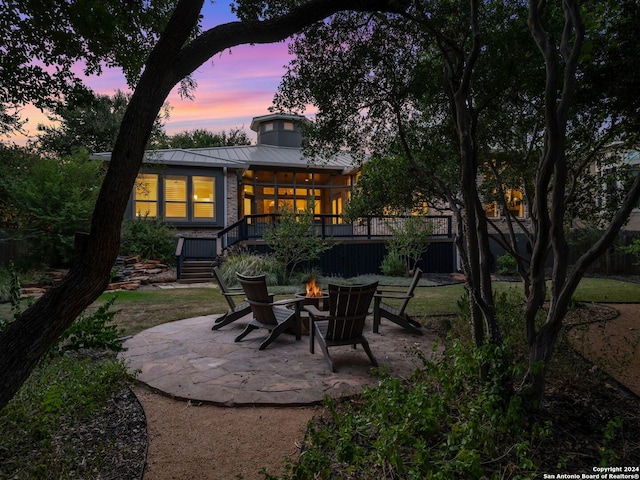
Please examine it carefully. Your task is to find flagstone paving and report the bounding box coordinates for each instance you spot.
[119,314,441,406]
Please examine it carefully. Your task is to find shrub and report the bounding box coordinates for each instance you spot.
[4,150,104,268]
[265,341,547,479]
[219,250,281,286]
[617,238,640,266]
[120,216,177,265]
[380,250,406,277]
[384,215,434,275]
[496,253,518,275]
[49,295,125,356]
[263,205,333,285]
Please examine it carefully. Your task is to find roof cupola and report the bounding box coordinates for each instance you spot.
[250,113,308,147]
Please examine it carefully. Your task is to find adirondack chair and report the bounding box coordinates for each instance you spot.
[234,272,302,350]
[211,266,253,330]
[373,267,423,335]
[305,282,379,372]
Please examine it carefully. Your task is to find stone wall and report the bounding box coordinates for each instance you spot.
[226,171,239,226]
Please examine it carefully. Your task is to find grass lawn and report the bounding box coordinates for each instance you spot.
[2,276,639,336]
[409,277,640,317]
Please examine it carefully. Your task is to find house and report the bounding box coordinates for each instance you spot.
[95,113,357,239]
[96,113,457,279]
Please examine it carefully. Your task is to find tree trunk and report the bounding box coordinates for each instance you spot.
[0,0,408,411]
[521,313,563,407]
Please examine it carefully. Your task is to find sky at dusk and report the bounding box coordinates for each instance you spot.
[11,2,312,146]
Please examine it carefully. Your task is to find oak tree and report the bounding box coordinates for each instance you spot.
[273,0,640,402]
[0,0,409,411]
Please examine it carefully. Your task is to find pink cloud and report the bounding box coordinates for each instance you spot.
[6,4,313,146]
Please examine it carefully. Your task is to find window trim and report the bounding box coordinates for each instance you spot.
[130,169,223,226]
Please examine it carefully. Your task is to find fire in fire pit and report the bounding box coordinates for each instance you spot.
[296,278,328,312]
[305,278,323,298]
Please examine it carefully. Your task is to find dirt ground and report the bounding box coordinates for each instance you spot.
[567,303,640,396]
[135,303,640,480]
[136,387,323,480]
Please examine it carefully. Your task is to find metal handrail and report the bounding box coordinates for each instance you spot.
[218,214,453,251]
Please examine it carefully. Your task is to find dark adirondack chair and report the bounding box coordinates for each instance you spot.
[373,267,423,335]
[305,282,379,372]
[211,266,253,330]
[234,272,302,350]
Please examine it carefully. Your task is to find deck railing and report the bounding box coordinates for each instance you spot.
[175,236,218,277]
[218,214,453,251]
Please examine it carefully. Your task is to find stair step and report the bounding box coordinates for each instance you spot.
[179,259,215,282]
[181,267,214,273]
[178,278,213,284]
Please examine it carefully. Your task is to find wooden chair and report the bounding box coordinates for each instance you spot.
[211,266,253,330]
[305,282,379,372]
[373,267,423,335]
[234,272,302,350]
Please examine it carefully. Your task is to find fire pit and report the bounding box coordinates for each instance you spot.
[292,278,329,335]
[295,277,329,311]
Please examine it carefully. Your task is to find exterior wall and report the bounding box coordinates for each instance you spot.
[226,170,239,226]
[255,118,303,147]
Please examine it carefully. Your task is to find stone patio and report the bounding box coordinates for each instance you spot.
[119,314,442,406]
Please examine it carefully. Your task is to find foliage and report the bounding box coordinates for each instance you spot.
[497,254,518,276]
[380,250,406,277]
[4,150,104,268]
[0,145,41,229]
[0,355,131,478]
[49,296,124,356]
[266,341,545,479]
[617,238,640,266]
[263,205,334,285]
[0,102,24,136]
[120,216,177,265]
[0,265,124,354]
[219,249,281,287]
[344,155,432,219]
[0,0,179,132]
[384,216,434,275]
[599,416,623,466]
[35,90,169,156]
[273,0,640,403]
[156,127,252,149]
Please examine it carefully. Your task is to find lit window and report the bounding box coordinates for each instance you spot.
[484,188,523,217]
[165,176,187,218]
[283,121,294,131]
[134,174,158,218]
[193,176,215,219]
[505,188,523,217]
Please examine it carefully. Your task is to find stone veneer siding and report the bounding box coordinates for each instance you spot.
[226,170,239,227]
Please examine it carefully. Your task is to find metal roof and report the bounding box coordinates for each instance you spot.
[94,145,359,173]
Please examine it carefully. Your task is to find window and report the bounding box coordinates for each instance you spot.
[484,188,523,218]
[283,121,294,131]
[263,122,274,132]
[505,188,523,217]
[164,176,187,219]
[192,176,215,219]
[134,174,158,218]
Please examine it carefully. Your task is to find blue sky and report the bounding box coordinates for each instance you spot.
[12,2,311,145]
